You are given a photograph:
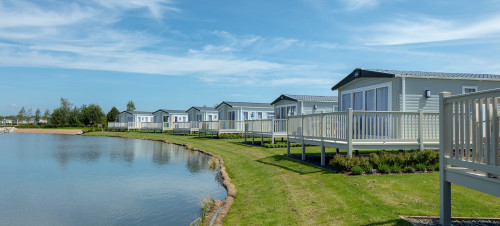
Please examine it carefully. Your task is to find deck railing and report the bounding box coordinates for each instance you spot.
[108,122,127,129]
[288,110,439,155]
[141,122,162,130]
[245,119,287,135]
[173,121,201,130]
[200,120,244,133]
[439,89,500,225]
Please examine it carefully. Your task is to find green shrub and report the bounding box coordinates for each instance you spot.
[404,166,416,173]
[366,168,377,174]
[391,165,402,173]
[330,155,350,172]
[428,163,440,171]
[415,163,426,172]
[378,164,391,174]
[350,166,363,175]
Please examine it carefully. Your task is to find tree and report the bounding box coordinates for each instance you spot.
[26,108,33,123]
[34,108,41,124]
[51,98,76,126]
[17,107,25,123]
[43,109,50,124]
[80,104,105,125]
[126,100,135,111]
[107,107,120,122]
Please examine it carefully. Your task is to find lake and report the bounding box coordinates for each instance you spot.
[0,133,226,225]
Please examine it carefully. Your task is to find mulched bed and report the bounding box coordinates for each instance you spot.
[400,215,500,226]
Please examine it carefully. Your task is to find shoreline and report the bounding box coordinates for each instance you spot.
[10,128,83,135]
[83,133,236,226]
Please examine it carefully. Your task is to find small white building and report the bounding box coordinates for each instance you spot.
[332,68,500,112]
[271,94,338,119]
[118,111,154,123]
[187,107,218,121]
[152,109,188,123]
[215,101,274,121]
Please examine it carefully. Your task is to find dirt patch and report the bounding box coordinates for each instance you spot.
[13,128,82,135]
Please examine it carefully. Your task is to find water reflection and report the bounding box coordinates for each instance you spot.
[0,133,226,226]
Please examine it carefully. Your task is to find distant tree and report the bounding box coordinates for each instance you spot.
[107,107,120,122]
[26,108,33,123]
[68,106,82,126]
[17,107,25,123]
[126,100,135,111]
[43,109,50,124]
[34,108,41,124]
[80,104,105,125]
[51,98,77,126]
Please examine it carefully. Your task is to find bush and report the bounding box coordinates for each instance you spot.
[330,155,351,172]
[404,166,416,173]
[415,163,427,172]
[378,164,391,174]
[428,163,440,171]
[391,165,402,173]
[366,168,377,174]
[350,166,363,175]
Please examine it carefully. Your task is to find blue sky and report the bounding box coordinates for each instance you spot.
[2,0,500,115]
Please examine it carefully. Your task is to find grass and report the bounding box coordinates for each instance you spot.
[85,131,500,225]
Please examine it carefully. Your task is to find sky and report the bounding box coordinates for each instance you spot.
[2,0,500,115]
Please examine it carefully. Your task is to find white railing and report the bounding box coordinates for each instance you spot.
[439,89,500,225]
[245,119,287,135]
[288,110,439,150]
[141,122,162,130]
[173,121,201,130]
[127,122,141,129]
[200,120,244,133]
[108,122,127,129]
[163,122,172,130]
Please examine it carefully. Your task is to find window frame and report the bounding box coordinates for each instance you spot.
[340,82,392,111]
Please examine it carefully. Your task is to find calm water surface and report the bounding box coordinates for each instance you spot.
[0,133,226,226]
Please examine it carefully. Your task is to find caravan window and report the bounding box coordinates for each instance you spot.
[341,93,351,111]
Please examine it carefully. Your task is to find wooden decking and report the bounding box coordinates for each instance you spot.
[199,120,244,137]
[244,119,287,145]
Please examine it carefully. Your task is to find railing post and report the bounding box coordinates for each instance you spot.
[321,112,325,166]
[439,92,452,226]
[490,97,499,177]
[286,118,290,156]
[301,114,305,161]
[271,119,275,144]
[418,109,424,151]
[261,120,264,146]
[244,120,247,143]
[347,109,353,157]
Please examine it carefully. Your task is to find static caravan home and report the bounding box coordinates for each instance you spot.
[118,111,154,123]
[152,109,188,123]
[271,94,338,119]
[187,107,218,121]
[215,101,274,121]
[332,68,500,112]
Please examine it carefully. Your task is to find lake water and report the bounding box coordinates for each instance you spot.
[0,133,226,226]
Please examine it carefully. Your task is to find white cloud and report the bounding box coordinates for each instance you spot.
[91,0,179,20]
[11,104,19,108]
[339,0,378,11]
[363,14,500,45]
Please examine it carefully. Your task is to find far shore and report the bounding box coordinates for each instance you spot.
[12,128,82,135]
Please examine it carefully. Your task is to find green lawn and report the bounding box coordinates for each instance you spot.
[85,131,500,225]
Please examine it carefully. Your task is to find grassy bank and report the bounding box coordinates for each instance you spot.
[85,131,500,225]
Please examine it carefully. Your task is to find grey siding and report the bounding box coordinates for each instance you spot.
[404,78,500,112]
[302,102,337,114]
